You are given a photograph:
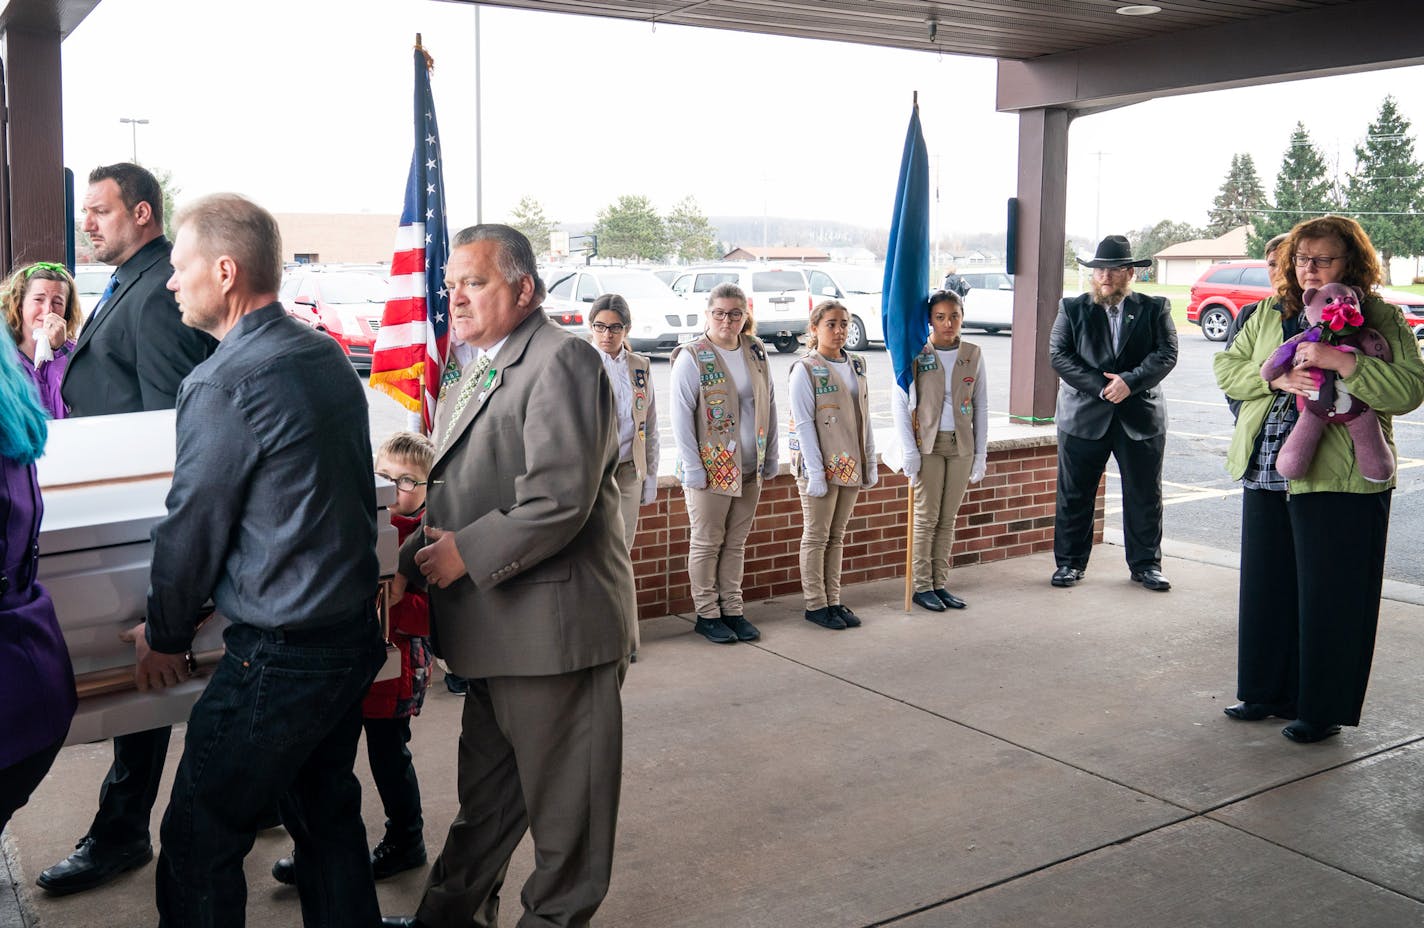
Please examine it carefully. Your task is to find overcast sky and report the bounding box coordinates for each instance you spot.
[59,0,1424,244]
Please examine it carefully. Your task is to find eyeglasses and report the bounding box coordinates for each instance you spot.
[1294,254,1343,269]
[376,473,427,492]
[590,322,626,334]
[708,309,746,321]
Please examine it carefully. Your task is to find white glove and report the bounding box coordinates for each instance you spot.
[682,467,707,491]
[806,473,829,498]
[903,450,921,481]
[862,467,879,489]
[641,477,658,506]
[969,453,987,484]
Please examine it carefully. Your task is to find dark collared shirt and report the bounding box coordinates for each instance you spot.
[145,303,377,654]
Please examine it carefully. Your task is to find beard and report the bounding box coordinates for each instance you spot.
[1090,274,1133,306]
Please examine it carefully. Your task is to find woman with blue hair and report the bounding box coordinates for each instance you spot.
[0,326,76,829]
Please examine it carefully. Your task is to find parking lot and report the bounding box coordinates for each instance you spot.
[363,320,1424,587]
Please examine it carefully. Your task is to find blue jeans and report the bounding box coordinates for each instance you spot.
[156,609,386,928]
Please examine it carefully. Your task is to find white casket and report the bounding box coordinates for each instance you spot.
[36,410,399,745]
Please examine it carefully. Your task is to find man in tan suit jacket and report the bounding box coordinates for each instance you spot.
[383,225,635,928]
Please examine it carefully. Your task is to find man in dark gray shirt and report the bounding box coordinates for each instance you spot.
[134,193,386,927]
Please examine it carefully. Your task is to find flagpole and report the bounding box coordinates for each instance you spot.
[904,483,915,611]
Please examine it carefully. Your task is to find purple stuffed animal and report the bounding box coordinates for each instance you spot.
[1259,282,1394,482]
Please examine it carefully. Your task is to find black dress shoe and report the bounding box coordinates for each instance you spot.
[831,604,862,628]
[722,614,761,641]
[271,852,296,885]
[933,588,966,609]
[371,838,427,879]
[1051,566,1084,588]
[1282,720,1342,743]
[443,672,469,695]
[36,836,153,896]
[1130,568,1171,591]
[912,590,946,612]
[1223,702,1297,721]
[381,918,427,928]
[804,606,847,630]
[693,616,737,643]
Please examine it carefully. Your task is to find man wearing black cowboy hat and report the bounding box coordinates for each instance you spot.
[1048,234,1178,592]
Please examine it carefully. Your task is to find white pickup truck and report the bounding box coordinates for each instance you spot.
[36,411,400,745]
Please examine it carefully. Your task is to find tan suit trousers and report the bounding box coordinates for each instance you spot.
[797,481,860,610]
[912,430,972,591]
[683,477,761,619]
[613,461,642,651]
[417,662,624,928]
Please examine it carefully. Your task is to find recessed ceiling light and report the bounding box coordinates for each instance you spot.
[1116,4,1162,14]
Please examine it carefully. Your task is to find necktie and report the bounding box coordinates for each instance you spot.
[1107,306,1121,350]
[438,354,493,450]
[84,273,120,332]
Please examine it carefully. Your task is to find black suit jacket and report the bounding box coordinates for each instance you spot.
[60,237,215,417]
[1049,291,1178,440]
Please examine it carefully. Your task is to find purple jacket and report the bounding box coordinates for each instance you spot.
[0,456,76,768]
[19,340,74,420]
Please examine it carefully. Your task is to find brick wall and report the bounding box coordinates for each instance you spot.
[631,425,1105,618]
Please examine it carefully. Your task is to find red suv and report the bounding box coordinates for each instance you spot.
[1187,260,1424,341]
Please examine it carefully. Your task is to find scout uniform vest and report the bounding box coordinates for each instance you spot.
[789,350,870,487]
[911,339,980,458]
[671,334,771,497]
[626,350,653,482]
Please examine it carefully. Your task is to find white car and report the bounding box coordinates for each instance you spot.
[670,264,812,353]
[959,271,1015,334]
[73,263,115,320]
[546,268,701,352]
[798,264,885,351]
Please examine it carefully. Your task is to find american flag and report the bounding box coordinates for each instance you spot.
[368,42,450,434]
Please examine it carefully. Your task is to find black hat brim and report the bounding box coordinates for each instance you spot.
[1077,257,1152,268]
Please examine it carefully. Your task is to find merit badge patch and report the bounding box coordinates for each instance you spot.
[633,368,647,389]
[825,452,858,484]
[701,443,739,493]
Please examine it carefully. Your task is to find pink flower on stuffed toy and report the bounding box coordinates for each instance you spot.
[1320,291,1364,331]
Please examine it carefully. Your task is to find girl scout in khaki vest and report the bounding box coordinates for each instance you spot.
[670,282,779,645]
[589,293,658,660]
[790,300,877,630]
[892,290,988,612]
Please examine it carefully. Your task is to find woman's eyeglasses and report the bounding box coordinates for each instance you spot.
[590,322,626,334]
[708,309,746,322]
[1294,255,1342,269]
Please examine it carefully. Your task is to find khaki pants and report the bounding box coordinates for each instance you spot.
[613,461,642,651]
[683,478,761,619]
[912,430,972,592]
[797,481,860,610]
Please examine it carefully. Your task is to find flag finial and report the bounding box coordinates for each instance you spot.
[415,33,434,71]
[913,90,918,108]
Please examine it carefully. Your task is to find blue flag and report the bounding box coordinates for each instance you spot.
[882,105,930,393]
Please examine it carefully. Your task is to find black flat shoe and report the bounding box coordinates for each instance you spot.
[36,836,153,896]
[1051,566,1084,588]
[1282,720,1341,744]
[1223,702,1297,721]
[912,590,946,612]
[805,607,846,630]
[1130,568,1171,592]
[721,614,761,641]
[693,616,737,643]
[371,839,427,879]
[271,852,296,885]
[933,588,966,609]
[831,604,861,628]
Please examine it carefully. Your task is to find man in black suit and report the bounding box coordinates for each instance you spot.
[39,163,214,896]
[1049,235,1178,592]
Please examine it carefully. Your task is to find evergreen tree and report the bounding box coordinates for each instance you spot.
[1344,95,1424,285]
[1249,122,1337,257]
[592,194,668,262]
[1206,153,1267,237]
[664,196,719,263]
[507,195,558,258]
[1129,219,1204,281]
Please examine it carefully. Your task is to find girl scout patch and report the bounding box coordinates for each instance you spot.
[916,354,939,372]
[633,368,647,388]
[851,355,866,376]
[700,361,725,386]
[812,364,837,395]
[635,390,647,412]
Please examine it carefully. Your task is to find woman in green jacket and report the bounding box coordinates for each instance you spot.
[1213,215,1424,743]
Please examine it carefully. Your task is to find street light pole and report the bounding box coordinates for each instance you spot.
[119,117,149,163]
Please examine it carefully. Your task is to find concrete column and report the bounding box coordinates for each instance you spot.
[1,25,64,273]
[1008,107,1070,426]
